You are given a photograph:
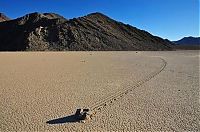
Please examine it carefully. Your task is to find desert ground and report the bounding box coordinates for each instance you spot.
[0,51,199,131]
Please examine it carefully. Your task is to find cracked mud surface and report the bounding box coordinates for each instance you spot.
[0,51,199,131]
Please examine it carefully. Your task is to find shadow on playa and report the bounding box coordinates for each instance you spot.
[46,108,90,124]
[46,114,79,124]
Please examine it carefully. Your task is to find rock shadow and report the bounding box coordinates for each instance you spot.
[46,114,79,124]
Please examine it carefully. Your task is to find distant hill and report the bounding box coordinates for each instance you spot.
[173,37,200,50]
[0,12,173,51]
[0,13,10,22]
[174,37,200,45]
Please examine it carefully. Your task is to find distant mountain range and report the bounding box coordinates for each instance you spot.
[173,37,200,45]
[0,12,173,51]
[173,37,199,50]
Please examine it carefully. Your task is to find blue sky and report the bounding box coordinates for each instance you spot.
[0,0,199,40]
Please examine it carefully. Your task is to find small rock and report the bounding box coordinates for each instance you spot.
[75,108,82,116]
[76,108,92,121]
[83,108,89,112]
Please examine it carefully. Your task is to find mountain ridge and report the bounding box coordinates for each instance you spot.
[0,12,173,51]
[174,36,200,45]
[0,13,10,22]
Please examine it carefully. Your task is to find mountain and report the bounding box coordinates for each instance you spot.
[173,37,200,50]
[174,37,200,45]
[0,13,10,22]
[0,12,173,51]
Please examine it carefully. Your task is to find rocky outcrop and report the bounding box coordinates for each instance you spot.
[0,12,173,51]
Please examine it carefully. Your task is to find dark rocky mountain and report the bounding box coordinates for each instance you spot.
[0,12,173,51]
[174,37,200,45]
[0,13,10,22]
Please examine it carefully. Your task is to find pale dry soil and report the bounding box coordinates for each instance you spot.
[0,51,199,131]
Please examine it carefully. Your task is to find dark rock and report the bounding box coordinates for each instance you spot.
[75,109,82,116]
[75,108,91,121]
[83,109,90,112]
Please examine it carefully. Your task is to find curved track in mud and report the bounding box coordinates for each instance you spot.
[2,51,199,131]
[89,57,167,114]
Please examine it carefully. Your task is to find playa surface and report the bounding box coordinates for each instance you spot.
[0,51,199,131]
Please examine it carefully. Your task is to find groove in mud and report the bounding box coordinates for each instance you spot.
[88,57,167,117]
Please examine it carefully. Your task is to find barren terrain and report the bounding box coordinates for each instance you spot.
[0,51,199,131]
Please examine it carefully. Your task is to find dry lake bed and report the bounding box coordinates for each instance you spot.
[0,51,199,131]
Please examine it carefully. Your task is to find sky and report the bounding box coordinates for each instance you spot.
[0,0,199,41]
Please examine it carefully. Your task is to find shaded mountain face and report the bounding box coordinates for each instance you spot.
[0,12,173,51]
[174,37,200,45]
[0,13,10,22]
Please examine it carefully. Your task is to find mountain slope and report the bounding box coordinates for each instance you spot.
[174,37,200,45]
[0,13,10,22]
[0,12,173,51]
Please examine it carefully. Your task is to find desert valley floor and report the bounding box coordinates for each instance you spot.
[0,51,199,131]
